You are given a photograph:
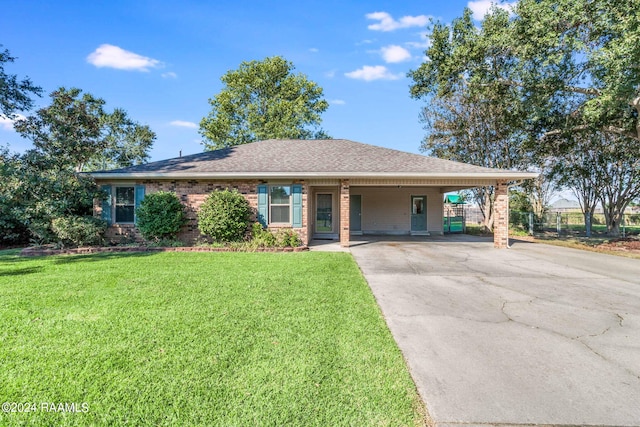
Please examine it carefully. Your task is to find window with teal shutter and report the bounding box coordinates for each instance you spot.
[134,185,145,224]
[292,184,302,227]
[257,185,268,226]
[101,185,112,225]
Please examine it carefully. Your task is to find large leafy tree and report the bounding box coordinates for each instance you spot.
[0,45,42,119]
[512,0,640,236]
[199,56,330,149]
[409,9,529,231]
[14,87,155,172]
[512,0,640,144]
[410,0,640,236]
[3,87,156,244]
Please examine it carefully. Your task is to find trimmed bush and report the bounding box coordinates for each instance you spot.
[51,216,107,248]
[198,189,251,242]
[251,222,277,247]
[136,191,187,241]
[274,229,302,247]
[250,223,301,248]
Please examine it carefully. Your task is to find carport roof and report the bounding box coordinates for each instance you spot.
[89,139,538,180]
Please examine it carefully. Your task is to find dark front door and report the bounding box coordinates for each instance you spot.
[350,195,362,232]
[411,196,427,232]
[315,193,333,234]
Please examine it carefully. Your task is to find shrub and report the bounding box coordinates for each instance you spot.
[198,189,251,242]
[136,191,187,241]
[51,216,107,248]
[251,222,276,247]
[275,229,302,247]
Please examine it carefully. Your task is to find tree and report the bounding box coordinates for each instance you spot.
[409,9,529,231]
[551,133,640,236]
[0,45,42,119]
[510,0,640,236]
[14,87,155,172]
[199,56,330,149]
[511,0,640,145]
[2,88,156,244]
[0,148,101,243]
[410,1,640,236]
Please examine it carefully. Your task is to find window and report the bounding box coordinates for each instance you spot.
[256,184,301,227]
[115,186,135,223]
[270,186,291,223]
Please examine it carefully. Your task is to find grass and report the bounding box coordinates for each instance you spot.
[0,250,424,426]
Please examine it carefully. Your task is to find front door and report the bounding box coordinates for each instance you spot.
[350,195,362,233]
[315,193,334,234]
[411,196,427,232]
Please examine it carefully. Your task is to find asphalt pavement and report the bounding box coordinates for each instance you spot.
[350,235,640,427]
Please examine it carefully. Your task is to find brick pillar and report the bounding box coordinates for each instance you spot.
[340,179,350,247]
[494,180,509,248]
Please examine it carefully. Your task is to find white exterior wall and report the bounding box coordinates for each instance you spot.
[350,186,443,235]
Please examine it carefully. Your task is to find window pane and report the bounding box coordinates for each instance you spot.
[116,187,134,205]
[270,186,291,205]
[271,206,290,223]
[316,194,332,231]
[116,206,135,223]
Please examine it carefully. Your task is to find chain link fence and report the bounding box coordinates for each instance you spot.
[510,211,640,237]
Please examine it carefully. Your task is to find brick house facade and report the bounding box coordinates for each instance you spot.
[90,139,536,248]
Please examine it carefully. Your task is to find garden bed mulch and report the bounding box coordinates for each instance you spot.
[595,237,640,254]
[20,245,309,257]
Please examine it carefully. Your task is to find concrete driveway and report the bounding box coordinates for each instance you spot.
[350,235,640,427]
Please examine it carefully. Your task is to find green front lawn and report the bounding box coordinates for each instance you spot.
[0,250,424,426]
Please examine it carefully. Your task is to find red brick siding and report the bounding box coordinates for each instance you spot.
[494,180,509,248]
[95,180,309,245]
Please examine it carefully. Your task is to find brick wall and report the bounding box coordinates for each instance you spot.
[95,179,309,245]
[494,180,509,248]
[340,179,350,247]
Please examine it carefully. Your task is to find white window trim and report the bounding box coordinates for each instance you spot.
[269,185,292,225]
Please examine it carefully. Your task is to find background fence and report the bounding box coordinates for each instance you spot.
[509,211,640,237]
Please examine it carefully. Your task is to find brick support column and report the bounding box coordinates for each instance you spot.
[340,179,350,247]
[494,180,509,248]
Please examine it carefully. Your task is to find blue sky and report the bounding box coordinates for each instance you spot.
[1,0,508,162]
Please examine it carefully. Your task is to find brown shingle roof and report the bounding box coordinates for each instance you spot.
[90,139,536,179]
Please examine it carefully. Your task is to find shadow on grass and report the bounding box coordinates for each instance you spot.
[52,250,159,265]
[0,249,32,264]
[0,266,44,276]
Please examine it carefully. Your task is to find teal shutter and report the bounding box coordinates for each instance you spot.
[134,185,145,225]
[101,185,112,225]
[292,184,302,227]
[257,185,268,226]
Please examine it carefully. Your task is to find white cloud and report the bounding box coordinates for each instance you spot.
[467,0,516,20]
[87,44,162,71]
[170,120,198,129]
[162,72,178,79]
[380,45,412,63]
[405,32,431,49]
[330,99,346,105]
[366,11,429,32]
[309,47,319,53]
[0,114,25,131]
[325,70,336,78]
[345,65,402,81]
